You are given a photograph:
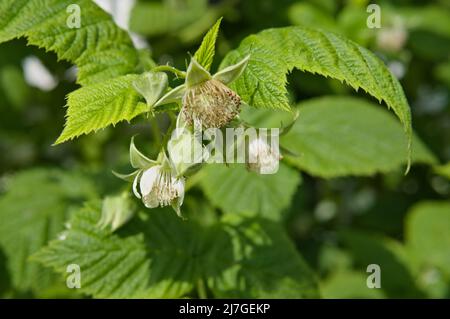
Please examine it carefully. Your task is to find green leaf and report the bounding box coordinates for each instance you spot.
[34,202,318,298]
[280,97,436,178]
[220,27,413,166]
[129,0,208,38]
[401,6,450,38]
[55,75,148,144]
[194,17,222,71]
[75,46,144,87]
[0,0,143,85]
[0,169,95,294]
[0,0,153,143]
[341,230,424,298]
[200,164,301,220]
[209,214,319,298]
[288,3,337,31]
[98,193,136,232]
[321,270,385,299]
[406,201,450,276]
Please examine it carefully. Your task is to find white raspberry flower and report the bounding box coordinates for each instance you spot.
[135,165,185,214]
[247,137,281,175]
[114,137,185,217]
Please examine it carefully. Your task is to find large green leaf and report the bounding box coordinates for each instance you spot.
[200,164,301,220]
[0,0,151,143]
[34,202,318,298]
[280,97,436,178]
[55,75,147,144]
[221,26,413,164]
[0,0,141,84]
[406,201,450,276]
[0,169,95,295]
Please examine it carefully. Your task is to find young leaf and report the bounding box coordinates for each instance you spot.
[279,97,436,178]
[55,75,148,144]
[220,27,413,167]
[194,17,223,71]
[200,164,301,220]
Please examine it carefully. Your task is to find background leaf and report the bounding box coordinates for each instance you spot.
[280,97,436,178]
[200,164,301,220]
[340,230,424,298]
[0,169,95,295]
[406,201,450,277]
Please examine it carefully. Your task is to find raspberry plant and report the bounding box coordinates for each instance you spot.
[0,0,448,299]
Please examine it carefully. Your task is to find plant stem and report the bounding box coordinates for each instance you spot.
[153,65,186,79]
[150,117,162,148]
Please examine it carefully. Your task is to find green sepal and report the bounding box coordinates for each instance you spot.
[213,54,250,84]
[112,169,140,182]
[186,58,211,87]
[130,136,157,169]
[154,84,186,107]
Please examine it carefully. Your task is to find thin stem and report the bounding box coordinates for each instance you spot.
[152,65,186,79]
[160,112,178,149]
[150,117,162,148]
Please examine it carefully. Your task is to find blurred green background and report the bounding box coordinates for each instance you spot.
[0,0,449,298]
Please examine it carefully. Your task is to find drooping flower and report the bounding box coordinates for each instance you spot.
[154,55,250,129]
[113,137,185,217]
[136,163,185,215]
[247,136,281,175]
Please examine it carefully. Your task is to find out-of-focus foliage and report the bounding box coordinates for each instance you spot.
[0,0,449,299]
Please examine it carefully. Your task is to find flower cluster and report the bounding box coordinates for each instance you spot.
[115,54,288,218]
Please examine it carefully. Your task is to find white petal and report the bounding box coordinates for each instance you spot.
[132,171,142,199]
[143,193,160,208]
[140,166,161,196]
[175,178,185,206]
